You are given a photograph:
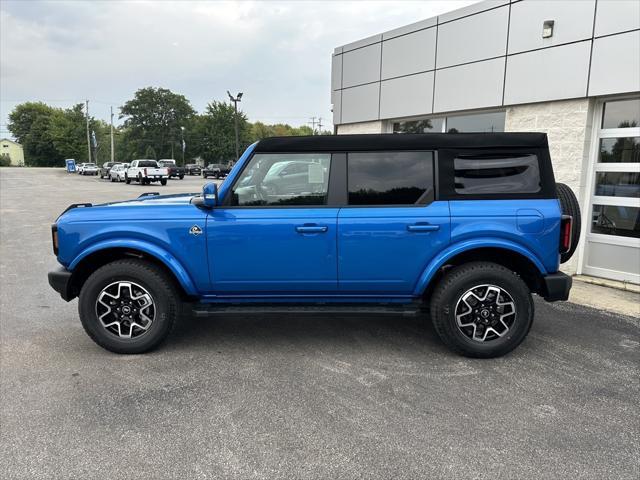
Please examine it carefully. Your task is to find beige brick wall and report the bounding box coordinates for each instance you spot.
[337,120,388,134]
[505,98,595,274]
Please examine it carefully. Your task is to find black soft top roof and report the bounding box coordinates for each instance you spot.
[254,133,548,153]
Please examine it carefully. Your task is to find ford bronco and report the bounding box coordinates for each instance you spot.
[48,133,580,357]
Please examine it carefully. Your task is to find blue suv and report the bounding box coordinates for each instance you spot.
[48,133,579,357]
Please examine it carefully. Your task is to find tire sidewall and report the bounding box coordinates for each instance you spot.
[434,265,533,357]
[78,263,175,353]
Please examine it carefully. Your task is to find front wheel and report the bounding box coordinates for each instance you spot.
[78,259,178,354]
[430,262,534,358]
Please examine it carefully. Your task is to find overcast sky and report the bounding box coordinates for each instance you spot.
[0,0,478,135]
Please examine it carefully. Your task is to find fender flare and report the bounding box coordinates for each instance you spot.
[412,238,548,296]
[68,238,198,296]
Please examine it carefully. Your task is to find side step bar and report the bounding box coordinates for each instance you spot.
[191,304,425,318]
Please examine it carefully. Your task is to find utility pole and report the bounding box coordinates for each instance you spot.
[317,117,323,134]
[110,106,115,163]
[85,100,92,162]
[227,91,243,162]
[308,116,317,135]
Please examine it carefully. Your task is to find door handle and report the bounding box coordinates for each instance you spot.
[407,223,440,232]
[296,225,328,234]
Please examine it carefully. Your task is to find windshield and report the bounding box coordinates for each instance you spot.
[158,160,176,166]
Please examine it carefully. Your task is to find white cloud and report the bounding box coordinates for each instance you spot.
[0,0,479,134]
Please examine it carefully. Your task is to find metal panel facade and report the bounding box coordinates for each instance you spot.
[588,30,640,97]
[436,5,509,69]
[434,58,505,113]
[341,83,380,124]
[507,0,596,54]
[332,0,640,125]
[504,41,592,105]
[342,43,381,89]
[379,72,434,119]
[594,0,640,37]
[381,27,436,80]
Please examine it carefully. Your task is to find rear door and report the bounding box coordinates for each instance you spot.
[337,151,450,294]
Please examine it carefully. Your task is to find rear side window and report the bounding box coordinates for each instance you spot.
[348,152,434,205]
[138,161,158,168]
[454,154,541,195]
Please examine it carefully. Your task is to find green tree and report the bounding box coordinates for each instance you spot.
[120,87,195,160]
[8,102,61,166]
[191,101,251,163]
[49,104,90,162]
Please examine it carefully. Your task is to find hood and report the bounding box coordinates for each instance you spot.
[57,193,200,222]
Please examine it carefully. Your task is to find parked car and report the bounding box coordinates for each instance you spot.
[99,162,117,179]
[48,133,579,357]
[125,159,169,185]
[109,164,127,182]
[80,163,98,176]
[202,163,230,179]
[158,159,185,179]
[76,163,86,174]
[185,164,202,176]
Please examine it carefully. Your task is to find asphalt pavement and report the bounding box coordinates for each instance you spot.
[1,168,638,479]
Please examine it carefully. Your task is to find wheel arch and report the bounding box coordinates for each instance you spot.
[68,242,198,300]
[415,240,548,298]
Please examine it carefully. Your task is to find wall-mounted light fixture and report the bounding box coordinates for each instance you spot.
[542,20,555,38]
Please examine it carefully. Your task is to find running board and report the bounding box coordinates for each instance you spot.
[191,304,424,318]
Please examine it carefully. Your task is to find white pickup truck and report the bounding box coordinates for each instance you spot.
[125,159,170,185]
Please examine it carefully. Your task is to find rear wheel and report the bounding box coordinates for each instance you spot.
[179,174,184,180]
[125,174,130,184]
[78,259,178,354]
[430,262,534,358]
[160,179,167,186]
[556,183,581,263]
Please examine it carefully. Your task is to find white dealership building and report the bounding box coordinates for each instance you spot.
[331,0,640,284]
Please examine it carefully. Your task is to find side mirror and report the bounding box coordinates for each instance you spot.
[192,182,218,209]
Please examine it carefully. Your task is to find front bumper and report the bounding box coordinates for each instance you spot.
[48,267,74,302]
[541,272,572,302]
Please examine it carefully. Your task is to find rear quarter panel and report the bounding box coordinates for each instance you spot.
[449,199,561,273]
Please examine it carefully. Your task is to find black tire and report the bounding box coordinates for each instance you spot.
[110,176,115,182]
[556,183,581,263]
[179,174,184,180]
[78,259,178,354]
[430,262,534,358]
[160,179,167,186]
[138,174,143,184]
[125,174,131,184]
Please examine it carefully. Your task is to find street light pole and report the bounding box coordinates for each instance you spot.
[181,126,185,166]
[227,91,243,162]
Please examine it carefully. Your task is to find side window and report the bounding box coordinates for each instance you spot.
[230,153,331,206]
[347,151,434,205]
[454,154,541,195]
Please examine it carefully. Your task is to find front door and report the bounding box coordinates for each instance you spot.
[337,151,450,293]
[207,152,338,294]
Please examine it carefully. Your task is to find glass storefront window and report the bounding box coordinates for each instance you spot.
[599,137,640,163]
[393,118,444,134]
[446,111,505,133]
[601,98,640,129]
[595,172,640,198]
[591,205,640,238]
[392,111,505,134]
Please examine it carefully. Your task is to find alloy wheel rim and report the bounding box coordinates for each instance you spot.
[95,281,155,339]
[455,284,516,342]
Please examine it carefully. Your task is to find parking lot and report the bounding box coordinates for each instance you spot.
[1,167,638,479]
